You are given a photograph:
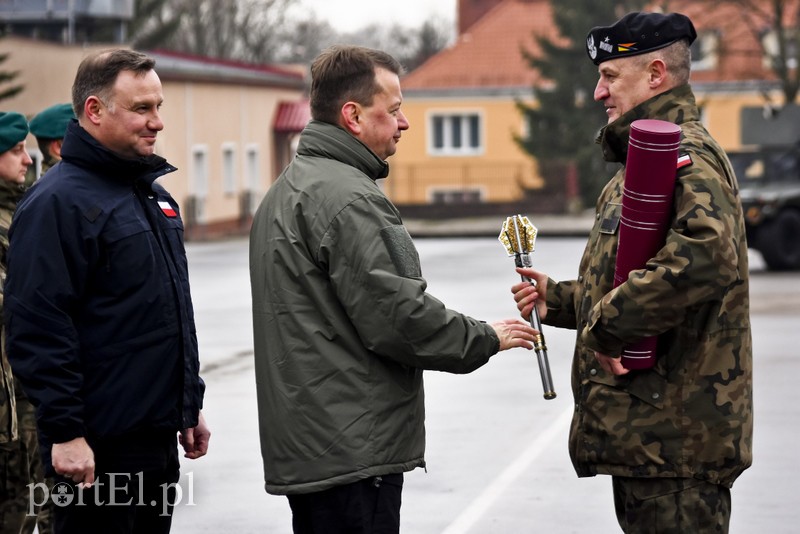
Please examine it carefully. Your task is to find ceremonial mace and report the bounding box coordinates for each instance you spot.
[499,215,556,400]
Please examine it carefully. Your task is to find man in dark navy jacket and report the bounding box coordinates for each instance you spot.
[4,48,209,534]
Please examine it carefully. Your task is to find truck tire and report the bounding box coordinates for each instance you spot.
[758,209,800,270]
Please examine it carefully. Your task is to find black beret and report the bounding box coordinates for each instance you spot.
[586,12,697,65]
[0,112,29,154]
[29,103,75,140]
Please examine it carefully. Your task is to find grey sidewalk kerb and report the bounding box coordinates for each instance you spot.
[404,213,596,238]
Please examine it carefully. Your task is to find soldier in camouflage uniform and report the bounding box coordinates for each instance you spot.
[13,103,75,534]
[0,111,34,534]
[512,12,752,534]
[29,102,75,177]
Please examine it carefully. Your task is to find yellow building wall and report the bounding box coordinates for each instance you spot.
[695,89,785,151]
[0,37,103,175]
[0,38,94,116]
[1,35,782,215]
[391,87,781,206]
[388,95,542,204]
[158,82,300,224]
[0,36,304,232]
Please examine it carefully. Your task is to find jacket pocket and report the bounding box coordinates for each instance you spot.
[587,365,668,410]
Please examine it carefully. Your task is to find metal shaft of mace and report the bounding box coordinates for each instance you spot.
[516,254,556,400]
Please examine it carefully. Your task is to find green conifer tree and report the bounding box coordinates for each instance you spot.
[515,0,646,210]
[0,36,23,103]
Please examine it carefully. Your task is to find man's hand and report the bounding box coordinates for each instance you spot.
[180,410,210,459]
[595,352,630,376]
[511,267,549,322]
[52,437,95,488]
[490,319,538,351]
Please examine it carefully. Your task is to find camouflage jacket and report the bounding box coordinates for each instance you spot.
[39,159,54,177]
[544,84,753,488]
[0,178,25,444]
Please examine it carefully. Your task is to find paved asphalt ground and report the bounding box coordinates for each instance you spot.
[168,232,799,534]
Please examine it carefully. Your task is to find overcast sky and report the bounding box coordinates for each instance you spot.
[296,0,457,31]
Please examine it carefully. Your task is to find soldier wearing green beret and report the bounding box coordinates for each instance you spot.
[0,111,34,534]
[513,12,752,534]
[1,103,74,534]
[14,106,75,534]
[29,102,75,176]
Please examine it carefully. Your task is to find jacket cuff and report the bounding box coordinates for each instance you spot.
[581,306,625,356]
[46,423,86,445]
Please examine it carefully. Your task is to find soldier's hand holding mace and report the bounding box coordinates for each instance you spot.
[499,215,556,400]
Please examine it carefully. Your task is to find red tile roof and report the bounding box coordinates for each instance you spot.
[150,49,306,88]
[668,0,791,84]
[404,0,785,91]
[403,0,560,90]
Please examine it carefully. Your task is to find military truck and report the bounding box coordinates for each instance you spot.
[728,145,800,270]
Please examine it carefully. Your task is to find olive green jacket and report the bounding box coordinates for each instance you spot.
[545,84,753,487]
[0,179,25,444]
[250,120,499,495]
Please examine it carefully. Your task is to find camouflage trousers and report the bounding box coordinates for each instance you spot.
[612,476,731,534]
[0,393,53,534]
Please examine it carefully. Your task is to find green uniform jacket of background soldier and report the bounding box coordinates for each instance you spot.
[2,178,53,532]
[544,84,753,488]
[0,178,26,534]
[0,178,24,445]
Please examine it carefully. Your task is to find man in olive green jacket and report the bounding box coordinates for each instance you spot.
[250,46,536,533]
[513,13,752,534]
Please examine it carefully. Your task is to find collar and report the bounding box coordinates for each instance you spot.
[297,120,390,180]
[60,120,176,186]
[596,84,700,163]
[0,178,26,209]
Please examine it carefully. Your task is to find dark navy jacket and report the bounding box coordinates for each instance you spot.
[4,121,203,468]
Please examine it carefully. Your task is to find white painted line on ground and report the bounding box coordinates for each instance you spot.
[441,405,573,534]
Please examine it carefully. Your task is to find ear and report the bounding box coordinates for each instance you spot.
[648,59,668,88]
[84,96,104,126]
[340,101,362,135]
[50,139,63,159]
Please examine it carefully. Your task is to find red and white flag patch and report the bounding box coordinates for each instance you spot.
[676,153,693,169]
[158,201,177,217]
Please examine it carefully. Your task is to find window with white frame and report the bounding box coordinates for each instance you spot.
[191,146,209,223]
[245,145,260,191]
[222,143,236,195]
[691,30,719,71]
[428,112,483,155]
[429,187,484,204]
[762,28,798,70]
[244,145,261,215]
[28,149,42,180]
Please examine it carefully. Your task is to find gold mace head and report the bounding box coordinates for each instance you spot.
[498,214,538,256]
